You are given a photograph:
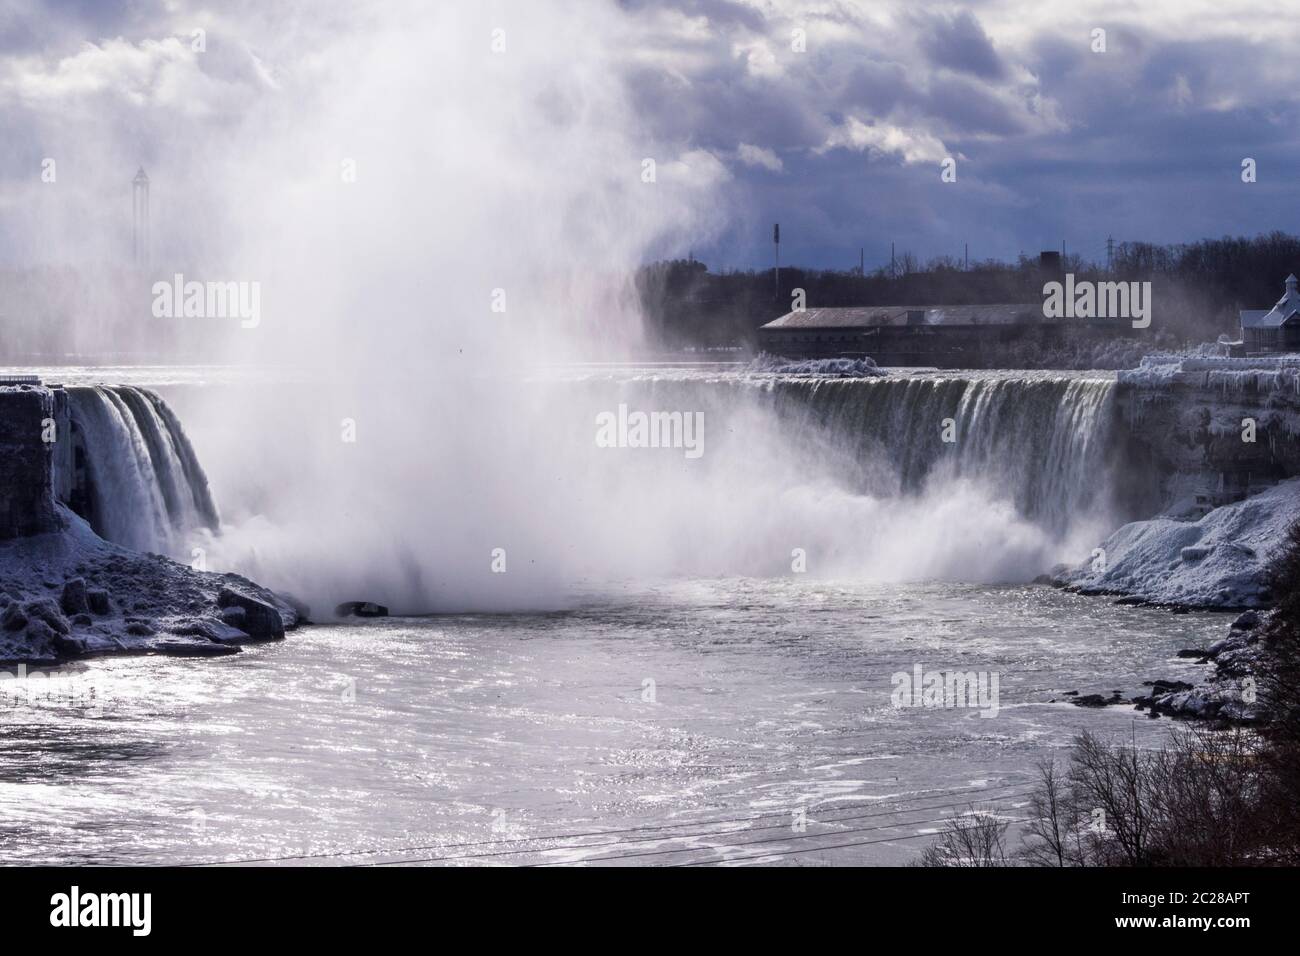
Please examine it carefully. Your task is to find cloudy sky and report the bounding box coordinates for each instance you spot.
[3,0,1300,273]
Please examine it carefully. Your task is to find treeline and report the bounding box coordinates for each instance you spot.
[637,231,1300,351]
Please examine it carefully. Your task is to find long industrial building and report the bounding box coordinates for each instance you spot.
[757,303,1125,367]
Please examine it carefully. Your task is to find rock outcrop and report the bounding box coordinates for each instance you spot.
[0,506,300,664]
[1115,355,1300,510]
[0,384,64,540]
[218,587,286,640]
[335,601,389,618]
[1131,612,1267,724]
[60,578,88,616]
[1061,612,1267,725]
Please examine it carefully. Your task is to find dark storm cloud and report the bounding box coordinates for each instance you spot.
[624,60,827,152]
[839,60,918,116]
[5,0,1300,272]
[916,9,1006,80]
[923,74,1026,136]
[614,3,1300,269]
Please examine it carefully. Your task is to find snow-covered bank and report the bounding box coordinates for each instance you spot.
[1053,478,1300,608]
[0,506,300,665]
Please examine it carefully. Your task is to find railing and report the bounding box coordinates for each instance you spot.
[0,374,42,385]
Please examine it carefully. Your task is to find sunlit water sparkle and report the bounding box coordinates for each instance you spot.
[0,578,1221,867]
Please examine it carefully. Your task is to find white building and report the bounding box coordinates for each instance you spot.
[1240,274,1300,353]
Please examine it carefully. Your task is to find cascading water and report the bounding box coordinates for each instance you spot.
[552,368,1126,586]
[144,367,1127,612]
[763,372,1120,535]
[590,370,1120,530]
[65,386,219,555]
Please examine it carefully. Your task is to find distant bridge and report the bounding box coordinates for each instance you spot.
[0,375,42,385]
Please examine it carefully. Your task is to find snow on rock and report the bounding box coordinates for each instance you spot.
[745,352,888,377]
[217,586,286,640]
[1054,478,1300,608]
[0,505,299,664]
[1136,615,1268,724]
[1119,352,1300,393]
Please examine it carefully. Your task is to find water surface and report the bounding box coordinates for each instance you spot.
[0,579,1221,866]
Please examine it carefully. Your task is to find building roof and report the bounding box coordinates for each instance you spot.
[1241,274,1300,329]
[760,303,1045,330]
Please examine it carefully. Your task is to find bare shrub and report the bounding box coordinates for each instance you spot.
[1010,727,1273,867]
[1018,758,1085,867]
[919,807,1010,867]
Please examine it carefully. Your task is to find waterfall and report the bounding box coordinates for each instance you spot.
[65,386,219,555]
[764,373,1119,536]
[580,369,1123,556]
[66,369,1121,608]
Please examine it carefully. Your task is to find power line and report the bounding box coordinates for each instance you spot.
[365,789,1036,868]
[185,779,1031,867]
[530,805,1034,868]
[354,784,1032,867]
[675,818,1032,867]
[681,829,937,863]
[370,791,1037,867]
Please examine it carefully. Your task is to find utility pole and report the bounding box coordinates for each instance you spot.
[964,242,968,271]
[773,222,780,300]
[1106,235,1115,273]
[891,241,895,279]
[859,247,864,276]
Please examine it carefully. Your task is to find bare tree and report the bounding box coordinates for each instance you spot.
[1018,758,1083,866]
[919,807,1009,867]
[1066,730,1157,866]
[1147,725,1266,866]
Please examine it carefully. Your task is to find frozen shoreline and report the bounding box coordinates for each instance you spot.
[1,505,300,665]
